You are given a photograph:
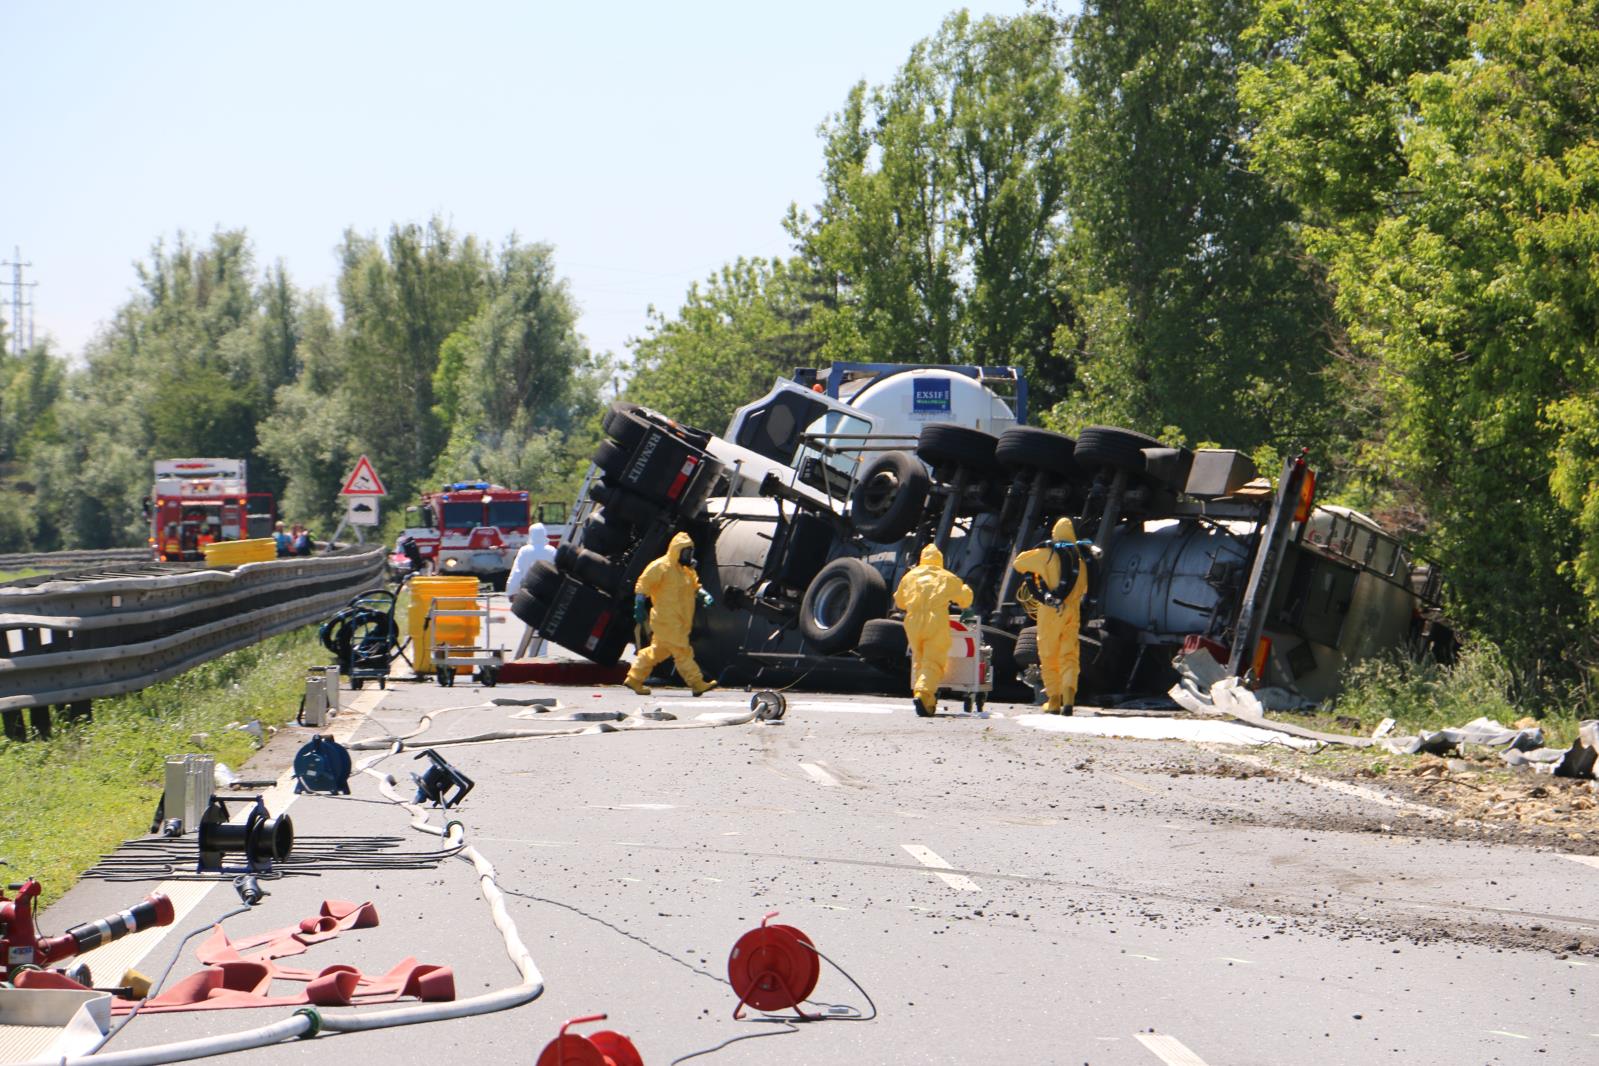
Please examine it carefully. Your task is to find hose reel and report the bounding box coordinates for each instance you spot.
[726,911,820,1019]
[535,1014,643,1066]
[196,796,294,873]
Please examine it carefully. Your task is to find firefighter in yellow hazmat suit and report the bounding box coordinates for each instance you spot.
[624,531,719,696]
[893,544,974,716]
[1013,517,1089,713]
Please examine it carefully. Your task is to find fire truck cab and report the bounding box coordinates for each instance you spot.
[398,482,539,589]
[145,459,275,562]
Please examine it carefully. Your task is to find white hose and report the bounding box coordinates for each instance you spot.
[31,693,759,1063]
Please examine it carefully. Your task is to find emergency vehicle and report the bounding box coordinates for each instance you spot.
[394,482,566,589]
[145,459,276,561]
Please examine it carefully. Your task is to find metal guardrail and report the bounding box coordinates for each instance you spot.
[0,547,153,573]
[0,547,387,723]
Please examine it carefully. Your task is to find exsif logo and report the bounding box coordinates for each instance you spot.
[912,378,951,414]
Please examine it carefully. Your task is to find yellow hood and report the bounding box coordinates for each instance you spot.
[1051,517,1077,542]
[918,543,943,568]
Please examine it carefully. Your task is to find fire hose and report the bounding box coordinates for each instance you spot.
[22,694,764,1064]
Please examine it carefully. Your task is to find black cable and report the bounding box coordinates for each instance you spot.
[88,902,253,1053]
[668,1021,799,1064]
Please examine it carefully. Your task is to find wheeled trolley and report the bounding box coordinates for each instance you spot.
[426,596,504,687]
[920,616,993,716]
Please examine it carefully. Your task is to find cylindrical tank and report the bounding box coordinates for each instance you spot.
[847,369,1018,437]
[1097,519,1252,638]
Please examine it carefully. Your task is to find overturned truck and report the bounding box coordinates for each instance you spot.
[511,364,1447,704]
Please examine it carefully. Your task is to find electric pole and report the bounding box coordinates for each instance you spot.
[2,247,38,356]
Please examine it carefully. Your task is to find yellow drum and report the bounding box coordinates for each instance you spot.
[408,576,482,672]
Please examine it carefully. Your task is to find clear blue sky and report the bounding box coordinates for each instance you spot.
[3,0,1041,364]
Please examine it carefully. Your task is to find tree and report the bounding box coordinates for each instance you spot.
[335,219,491,503]
[626,258,822,433]
[1050,0,1338,458]
[1241,0,1599,691]
[786,11,1074,400]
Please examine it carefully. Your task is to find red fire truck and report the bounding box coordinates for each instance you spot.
[144,459,276,561]
[395,482,566,589]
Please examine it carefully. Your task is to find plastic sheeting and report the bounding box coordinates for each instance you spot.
[1015,712,1321,750]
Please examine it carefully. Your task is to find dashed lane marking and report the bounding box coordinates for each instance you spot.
[1486,1030,1531,1040]
[1565,855,1599,870]
[1135,1033,1210,1065]
[900,844,980,892]
[1217,957,1255,965]
[1127,953,1161,961]
[800,762,842,787]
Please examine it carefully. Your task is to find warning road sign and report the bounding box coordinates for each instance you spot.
[339,455,387,497]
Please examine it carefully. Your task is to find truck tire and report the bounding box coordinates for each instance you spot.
[575,513,629,555]
[855,617,908,667]
[849,451,930,544]
[1072,426,1165,475]
[520,560,561,601]
[799,558,889,654]
[589,481,657,527]
[594,440,630,478]
[996,428,1079,478]
[916,423,999,472]
[557,543,620,592]
[1014,625,1040,668]
[605,402,714,451]
[981,625,1019,690]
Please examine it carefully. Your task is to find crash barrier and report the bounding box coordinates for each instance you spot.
[0,547,152,574]
[0,547,386,737]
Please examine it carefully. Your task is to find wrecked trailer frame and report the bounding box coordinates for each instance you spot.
[511,369,1444,706]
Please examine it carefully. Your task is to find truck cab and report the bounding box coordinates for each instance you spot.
[146,459,274,561]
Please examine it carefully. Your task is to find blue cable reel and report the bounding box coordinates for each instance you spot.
[293,734,353,795]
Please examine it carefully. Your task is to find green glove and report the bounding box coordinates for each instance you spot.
[698,588,714,608]
[634,594,649,624]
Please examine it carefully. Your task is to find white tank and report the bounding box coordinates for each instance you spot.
[847,369,1018,437]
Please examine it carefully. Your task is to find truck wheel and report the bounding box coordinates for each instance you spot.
[589,481,657,527]
[1072,426,1165,476]
[996,428,1079,478]
[1014,626,1040,668]
[606,402,714,451]
[576,513,630,555]
[594,440,630,477]
[916,423,999,472]
[521,560,561,600]
[855,617,908,666]
[849,451,930,544]
[799,558,889,654]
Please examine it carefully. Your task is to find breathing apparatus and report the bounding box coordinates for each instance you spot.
[1021,536,1093,609]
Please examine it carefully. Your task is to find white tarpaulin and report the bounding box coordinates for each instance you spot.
[1015,712,1321,750]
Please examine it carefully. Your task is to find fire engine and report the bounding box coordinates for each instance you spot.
[144,459,276,561]
[395,482,566,589]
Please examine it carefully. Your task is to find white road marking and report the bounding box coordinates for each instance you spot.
[1564,855,1599,870]
[815,903,851,911]
[1222,753,1479,823]
[800,762,842,787]
[900,844,980,892]
[590,803,676,810]
[1127,953,1161,961]
[793,701,899,714]
[1217,956,1255,965]
[1486,1030,1530,1040]
[1135,1033,1210,1065]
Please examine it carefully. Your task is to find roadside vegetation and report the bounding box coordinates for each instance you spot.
[0,567,45,582]
[0,0,1594,728]
[0,626,323,905]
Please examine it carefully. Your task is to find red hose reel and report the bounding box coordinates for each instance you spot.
[535,1014,644,1066]
[726,911,820,1020]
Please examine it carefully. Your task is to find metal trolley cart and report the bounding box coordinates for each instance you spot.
[924,616,992,716]
[426,595,504,687]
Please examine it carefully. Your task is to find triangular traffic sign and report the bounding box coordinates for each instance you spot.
[340,455,387,496]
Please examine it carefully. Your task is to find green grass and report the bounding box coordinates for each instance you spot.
[0,567,47,582]
[0,626,326,905]
[1271,643,1587,748]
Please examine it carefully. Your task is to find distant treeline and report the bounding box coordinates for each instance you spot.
[2,0,1595,702]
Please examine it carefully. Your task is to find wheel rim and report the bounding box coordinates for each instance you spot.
[861,470,900,517]
[811,577,851,633]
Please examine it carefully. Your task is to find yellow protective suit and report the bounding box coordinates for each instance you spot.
[1013,517,1088,713]
[893,544,974,713]
[624,531,717,695]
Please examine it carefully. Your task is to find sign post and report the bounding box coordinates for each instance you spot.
[331,455,387,546]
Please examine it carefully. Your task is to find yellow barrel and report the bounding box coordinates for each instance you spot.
[202,538,278,566]
[408,576,482,673]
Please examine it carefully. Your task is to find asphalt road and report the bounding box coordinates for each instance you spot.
[48,673,1599,1066]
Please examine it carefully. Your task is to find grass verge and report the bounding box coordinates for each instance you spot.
[0,625,326,906]
[0,567,47,582]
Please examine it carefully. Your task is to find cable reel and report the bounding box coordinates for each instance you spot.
[196,796,293,873]
[293,734,353,795]
[749,690,787,721]
[535,1014,644,1066]
[726,911,820,1019]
